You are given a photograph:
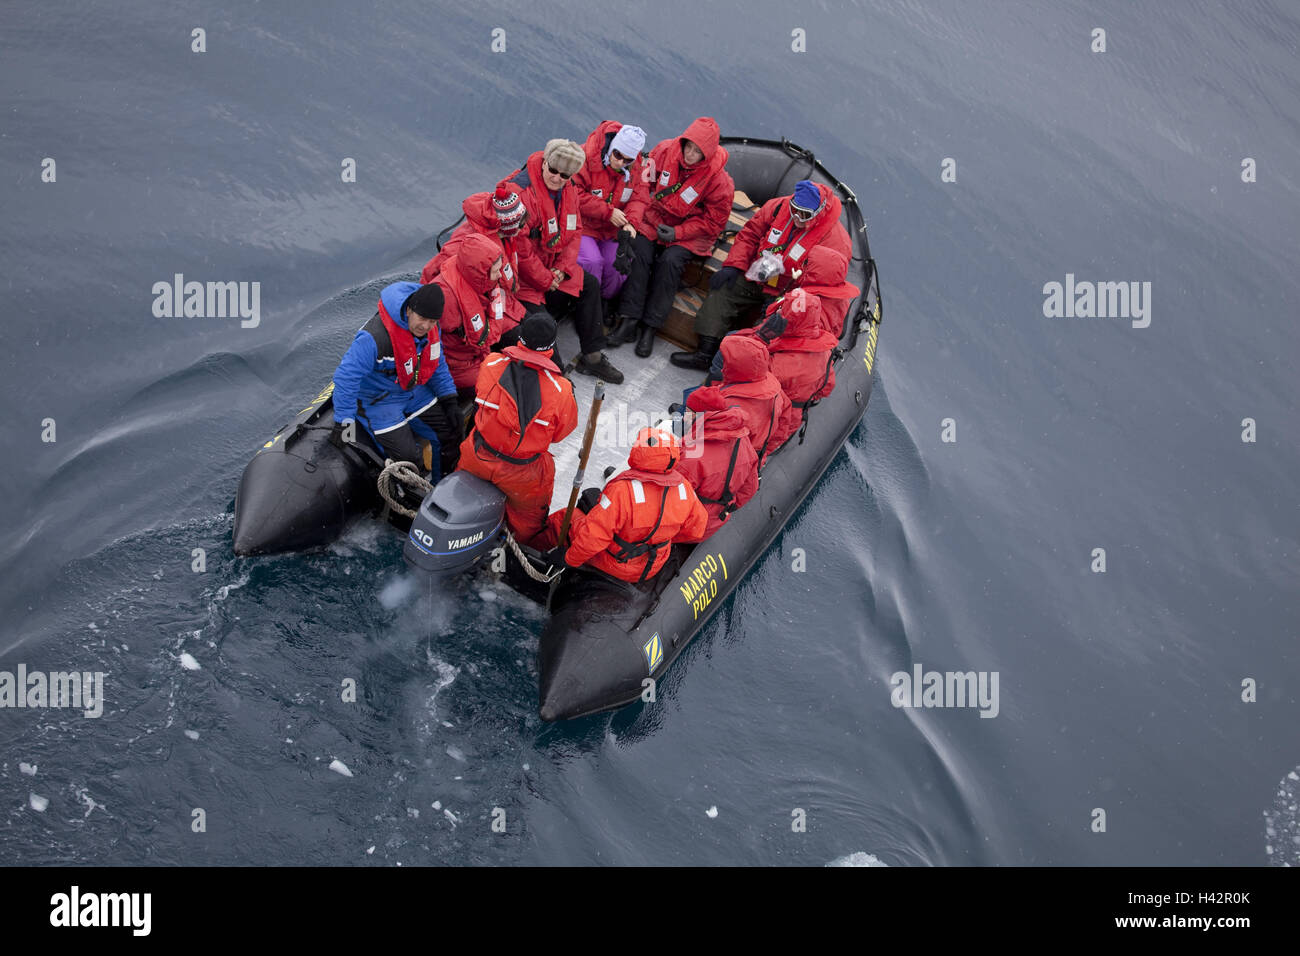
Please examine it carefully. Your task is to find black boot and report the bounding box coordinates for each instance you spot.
[575,351,625,385]
[635,323,657,358]
[669,335,720,371]
[610,315,640,346]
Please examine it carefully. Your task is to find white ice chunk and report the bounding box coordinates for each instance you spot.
[29,793,48,812]
[184,730,200,740]
[179,652,201,671]
[705,806,718,819]
[19,762,36,776]
[329,759,354,778]
[826,852,889,867]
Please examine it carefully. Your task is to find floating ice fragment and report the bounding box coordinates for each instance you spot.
[184,730,200,740]
[446,745,466,762]
[29,793,48,812]
[366,846,375,855]
[432,801,442,810]
[444,809,459,826]
[19,762,36,776]
[179,653,201,671]
[827,852,889,867]
[705,806,718,818]
[329,759,354,778]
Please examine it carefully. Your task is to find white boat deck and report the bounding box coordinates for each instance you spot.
[545,323,702,514]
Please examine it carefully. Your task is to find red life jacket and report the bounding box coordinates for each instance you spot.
[432,235,508,390]
[566,451,708,584]
[639,117,735,255]
[377,296,439,390]
[791,246,859,337]
[754,188,844,286]
[470,345,577,463]
[502,153,584,297]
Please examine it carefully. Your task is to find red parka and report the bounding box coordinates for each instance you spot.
[723,183,850,296]
[501,152,585,300]
[468,345,577,461]
[677,401,760,540]
[422,190,531,332]
[638,117,735,255]
[717,334,799,465]
[564,432,708,584]
[429,234,508,390]
[736,293,839,406]
[572,121,651,242]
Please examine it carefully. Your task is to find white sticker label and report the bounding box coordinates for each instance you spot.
[620,186,633,203]
[566,213,577,231]
[503,263,514,281]
[547,217,558,234]
[659,170,670,185]
[767,228,782,244]
[470,313,484,332]
[790,242,806,261]
[681,186,698,204]
[592,188,603,197]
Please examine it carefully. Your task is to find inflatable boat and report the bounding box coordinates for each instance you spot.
[232,136,883,721]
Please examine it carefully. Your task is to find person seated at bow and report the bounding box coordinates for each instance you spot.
[425,233,512,405]
[457,313,577,549]
[671,179,849,370]
[712,334,799,468]
[330,282,463,481]
[549,426,707,585]
[572,121,650,309]
[501,139,624,384]
[612,117,734,358]
[674,386,760,541]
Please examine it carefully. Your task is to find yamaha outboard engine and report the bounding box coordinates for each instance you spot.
[403,471,507,575]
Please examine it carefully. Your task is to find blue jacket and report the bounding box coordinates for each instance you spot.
[332,281,456,426]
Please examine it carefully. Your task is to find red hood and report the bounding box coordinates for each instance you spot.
[629,441,679,473]
[691,405,750,441]
[798,246,851,289]
[582,120,624,166]
[680,116,724,170]
[461,190,521,234]
[776,294,826,338]
[452,233,502,295]
[720,333,772,384]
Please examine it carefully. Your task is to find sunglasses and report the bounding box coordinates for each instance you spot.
[546,164,573,180]
[790,204,815,222]
[610,150,633,163]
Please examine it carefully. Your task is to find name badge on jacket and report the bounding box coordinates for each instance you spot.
[681,186,698,204]
[620,186,633,203]
[566,213,578,231]
[659,170,670,186]
[547,217,558,234]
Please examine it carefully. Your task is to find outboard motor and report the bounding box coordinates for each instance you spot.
[403,471,507,575]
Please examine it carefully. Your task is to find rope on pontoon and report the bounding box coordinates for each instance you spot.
[377,459,430,518]
[502,529,564,584]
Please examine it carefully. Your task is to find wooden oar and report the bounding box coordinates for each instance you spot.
[557,381,605,550]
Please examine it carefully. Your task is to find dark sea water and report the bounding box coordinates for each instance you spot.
[2,0,1297,866]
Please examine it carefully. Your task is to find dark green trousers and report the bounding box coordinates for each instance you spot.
[693,278,771,339]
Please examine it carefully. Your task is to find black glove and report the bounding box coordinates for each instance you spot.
[709,266,742,290]
[542,546,570,570]
[576,486,602,514]
[440,397,465,442]
[656,223,676,244]
[328,421,350,449]
[756,309,788,343]
[612,234,634,276]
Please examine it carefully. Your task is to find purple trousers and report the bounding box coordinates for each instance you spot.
[578,236,628,299]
